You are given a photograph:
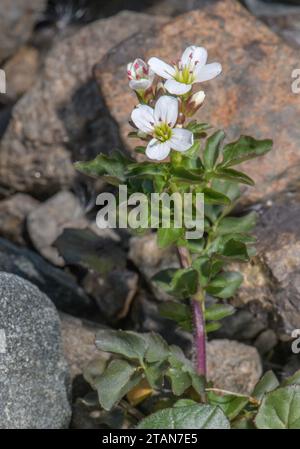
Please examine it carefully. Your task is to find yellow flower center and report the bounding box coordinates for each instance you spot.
[154,122,172,142]
[174,65,195,85]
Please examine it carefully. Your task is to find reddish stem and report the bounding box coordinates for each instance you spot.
[177,246,207,377]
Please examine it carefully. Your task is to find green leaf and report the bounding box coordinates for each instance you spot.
[127,162,168,177]
[211,179,241,202]
[167,367,192,396]
[153,268,199,299]
[143,333,170,363]
[206,271,243,299]
[95,330,147,362]
[213,168,255,186]
[221,136,272,168]
[206,322,222,333]
[217,212,256,235]
[207,391,249,420]
[134,146,146,154]
[205,304,235,321]
[252,371,280,400]
[186,121,211,134]
[157,227,184,249]
[281,370,300,387]
[255,385,300,429]
[137,404,230,429]
[202,187,231,205]
[170,167,204,183]
[220,239,250,261]
[203,130,225,170]
[144,361,166,389]
[75,153,127,182]
[158,301,192,331]
[95,359,141,411]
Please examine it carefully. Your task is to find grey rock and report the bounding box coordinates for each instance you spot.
[0,193,39,245]
[0,0,45,63]
[60,313,109,381]
[0,237,94,316]
[0,273,71,428]
[129,233,179,301]
[254,329,278,355]
[207,339,262,395]
[0,11,166,197]
[27,190,84,266]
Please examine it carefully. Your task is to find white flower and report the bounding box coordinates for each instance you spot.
[148,46,222,95]
[131,95,193,161]
[127,58,155,91]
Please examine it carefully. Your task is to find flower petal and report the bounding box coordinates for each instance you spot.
[164,79,192,95]
[169,128,194,152]
[154,95,178,127]
[131,105,154,134]
[146,139,171,161]
[129,79,152,91]
[181,46,208,67]
[148,57,175,79]
[195,62,222,82]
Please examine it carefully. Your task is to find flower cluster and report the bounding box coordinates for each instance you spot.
[127,46,222,161]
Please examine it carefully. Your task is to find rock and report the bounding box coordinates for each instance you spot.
[0,11,166,197]
[0,237,94,317]
[60,313,109,381]
[83,269,138,322]
[0,193,39,245]
[27,190,85,266]
[254,329,278,355]
[233,191,300,339]
[129,233,179,301]
[0,273,71,428]
[3,46,40,100]
[95,0,300,202]
[207,339,262,395]
[0,0,45,63]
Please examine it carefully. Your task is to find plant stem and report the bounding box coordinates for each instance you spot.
[177,246,207,377]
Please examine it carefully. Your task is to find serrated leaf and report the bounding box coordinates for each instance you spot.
[206,271,243,299]
[221,136,272,167]
[213,168,255,186]
[217,212,256,235]
[143,333,170,363]
[75,153,127,182]
[252,371,280,400]
[203,130,225,170]
[205,304,235,321]
[137,404,230,429]
[255,385,300,429]
[207,391,249,420]
[202,187,231,205]
[95,329,147,361]
[153,268,199,299]
[95,359,141,411]
[158,301,192,331]
[167,367,192,396]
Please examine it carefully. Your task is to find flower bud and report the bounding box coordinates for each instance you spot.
[185,90,206,116]
[127,58,155,92]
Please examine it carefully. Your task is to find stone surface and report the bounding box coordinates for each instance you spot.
[0,193,39,245]
[0,0,45,63]
[95,0,300,202]
[0,11,166,197]
[60,313,109,381]
[233,190,300,339]
[0,238,94,317]
[83,269,138,322]
[3,46,40,100]
[27,190,84,266]
[207,339,262,395]
[129,233,179,301]
[0,273,71,429]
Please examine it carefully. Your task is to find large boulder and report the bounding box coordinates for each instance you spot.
[0,238,94,316]
[0,11,167,198]
[0,0,45,63]
[0,273,71,428]
[95,0,300,203]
